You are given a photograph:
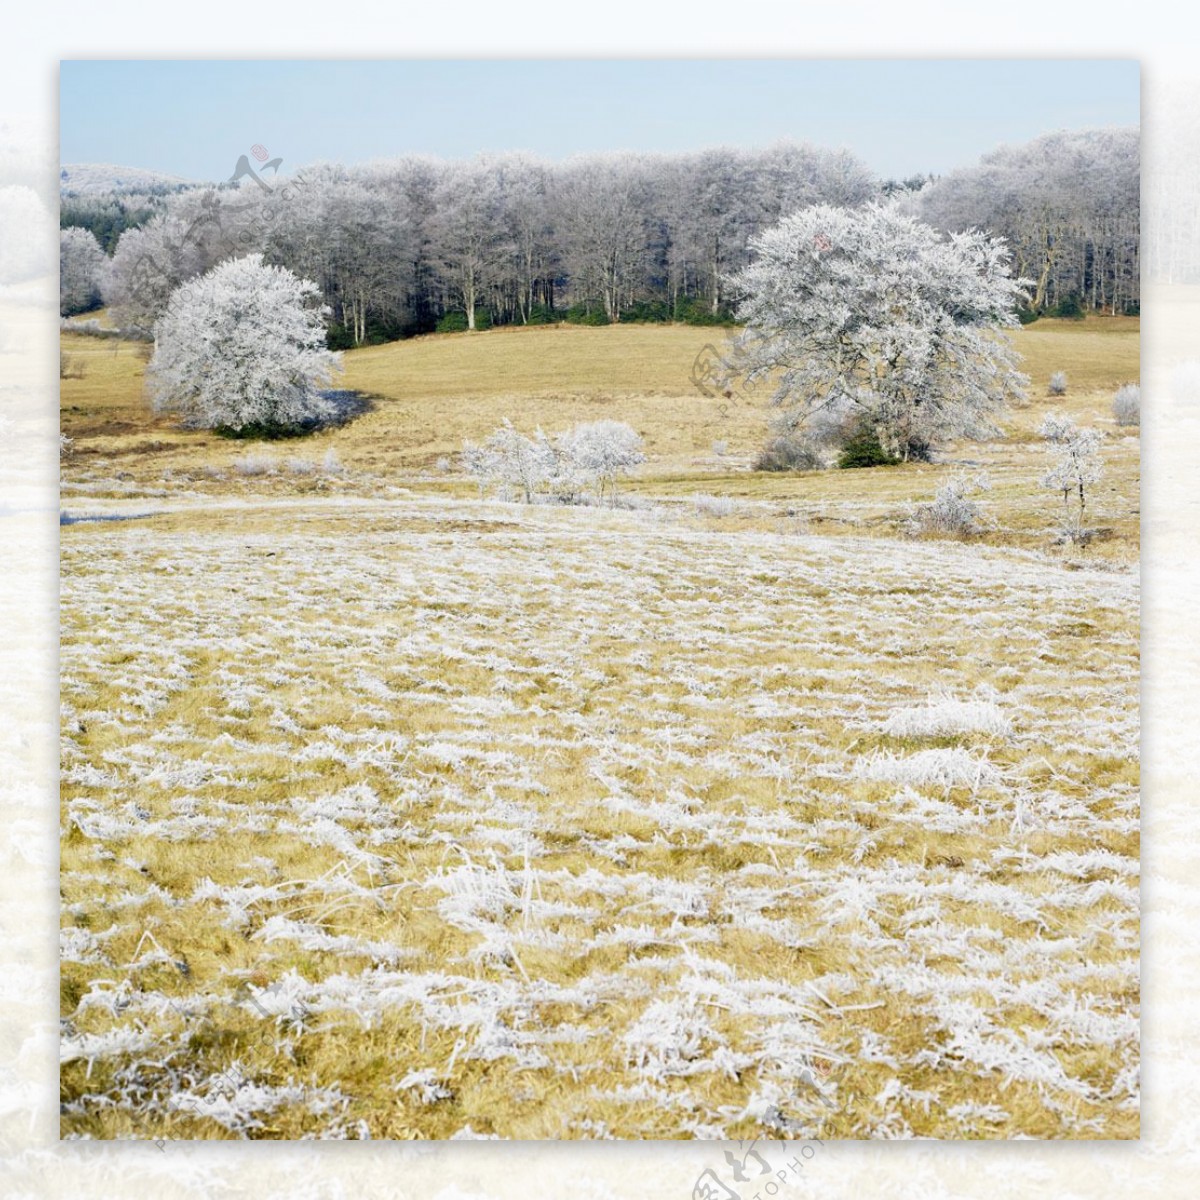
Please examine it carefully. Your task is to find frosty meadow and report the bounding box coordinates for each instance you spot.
[59,73,1139,1142]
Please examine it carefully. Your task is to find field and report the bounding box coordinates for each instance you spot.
[60,317,1140,1140]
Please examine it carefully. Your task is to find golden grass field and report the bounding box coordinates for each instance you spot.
[60,316,1139,1141]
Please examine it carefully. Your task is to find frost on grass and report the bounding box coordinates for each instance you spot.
[854,747,1001,790]
[60,497,1139,1140]
[878,691,1012,739]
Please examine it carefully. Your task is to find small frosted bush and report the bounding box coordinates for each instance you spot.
[322,449,343,475]
[754,433,826,472]
[692,493,737,519]
[233,453,276,477]
[1112,383,1140,427]
[1048,371,1068,396]
[906,472,991,539]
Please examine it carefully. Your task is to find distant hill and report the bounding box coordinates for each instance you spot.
[59,163,199,194]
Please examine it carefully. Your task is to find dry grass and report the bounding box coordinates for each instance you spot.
[60,316,1139,1141]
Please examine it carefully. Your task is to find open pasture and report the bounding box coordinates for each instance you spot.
[60,316,1139,1139]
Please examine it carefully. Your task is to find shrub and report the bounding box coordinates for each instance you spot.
[435,311,468,334]
[565,303,609,326]
[1051,293,1084,319]
[753,433,826,472]
[692,493,737,519]
[618,300,670,324]
[435,310,491,333]
[854,747,1000,790]
[1048,371,1068,397]
[1112,383,1140,427]
[526,303,558,325]
[282,451,342,477]
[326,323,357,351]
[836,425,901,469]
[906,472,992,539]
[1016,305,1040,325]
[672,296,736,326]
[232,453,276,477]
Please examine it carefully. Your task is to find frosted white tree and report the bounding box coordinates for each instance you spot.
[1039,413,1103,536]
[556,157,647,322]
[558,420,645,505]
[725,204,1029,460]
[899,127,1140,315]
[147,254,341,434]
[103,189,251,331]
[59,227,106,315]
[430,159,509,331]
[463,419,644,506]
[463,420,554,503]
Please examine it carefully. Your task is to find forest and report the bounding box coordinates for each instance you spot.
[59,126,1140,344]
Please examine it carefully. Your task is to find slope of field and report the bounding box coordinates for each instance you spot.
[60,498,1138,1140]
[60,317,1140,557]
[61,316,1139,470]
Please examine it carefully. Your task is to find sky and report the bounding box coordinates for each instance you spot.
[59,59,1139,182]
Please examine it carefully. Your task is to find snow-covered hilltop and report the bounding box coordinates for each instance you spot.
[59,163,199,194]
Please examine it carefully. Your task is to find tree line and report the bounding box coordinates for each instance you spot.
[60,127,1140,337]
[896,127,1140,317]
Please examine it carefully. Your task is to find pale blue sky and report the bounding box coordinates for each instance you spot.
[60,59,1139,181]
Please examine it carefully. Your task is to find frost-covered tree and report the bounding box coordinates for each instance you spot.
[430,160,509,331]
[103,189,252,332]
[463,420,554,503]
[147,254,341,434]
[725,204,1029,460]
[1040,413,1103,536]
[463,418,644,505]
[556,157,648,322]
[558,420,645,505]
[59,226,106,315]
[899,127,1140,315]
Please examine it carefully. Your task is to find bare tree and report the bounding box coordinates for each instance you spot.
[430,159,509,331]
